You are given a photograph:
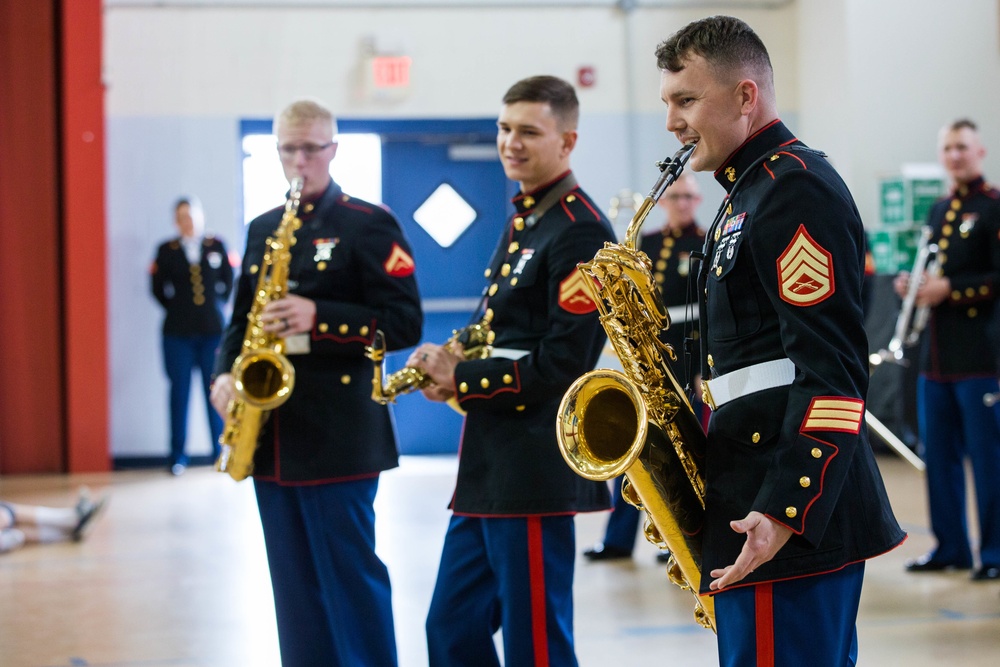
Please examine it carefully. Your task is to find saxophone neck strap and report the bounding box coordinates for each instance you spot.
[524,173,578,229]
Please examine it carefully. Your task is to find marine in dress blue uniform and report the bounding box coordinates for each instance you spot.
[410,77,613,667]
[151,199,233,472]
[211,101,422,667]
[900,119,1000,581]
[657,17,904,666]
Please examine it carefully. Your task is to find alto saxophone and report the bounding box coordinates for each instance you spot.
[216,178,304,481]
[367,316,494,405]
[557,144,717,631]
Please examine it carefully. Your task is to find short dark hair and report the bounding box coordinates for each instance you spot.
[949,118,978,133]
[655,15,772,85]
[174,196,202,213]
[502,75,579,129]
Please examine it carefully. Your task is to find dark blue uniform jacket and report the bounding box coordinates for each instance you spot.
[152,235,233,335]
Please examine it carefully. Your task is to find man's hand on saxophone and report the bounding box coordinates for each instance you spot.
[261,294,316,336]
[209,374,235,417]
[406,342,463,401]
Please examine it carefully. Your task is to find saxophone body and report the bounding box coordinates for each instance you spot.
[216,178,304,481]
[557,144,716,631]
[367,317,494,405]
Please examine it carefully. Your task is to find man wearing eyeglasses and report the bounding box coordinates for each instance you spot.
[583,173,708,563]
[211,99,422,666]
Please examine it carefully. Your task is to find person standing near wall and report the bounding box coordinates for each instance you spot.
[209,99,422,666]
[896,119,1000,581]
[658,16,905,664]
[583,172,706,564]
[408,75,613,666]
[151,198,233,476]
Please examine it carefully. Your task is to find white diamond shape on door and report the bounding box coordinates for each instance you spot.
[413,183,477,248]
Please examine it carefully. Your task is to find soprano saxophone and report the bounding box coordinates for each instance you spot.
[556,143,716,631]
[216,178,304,481]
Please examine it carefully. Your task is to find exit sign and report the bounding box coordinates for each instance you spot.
[372,56,411,88]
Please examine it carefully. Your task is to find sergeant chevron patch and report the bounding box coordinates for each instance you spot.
[777,225,834,306]
[383,243,415,277]
[558,270,599,314]
[801,397,864,434]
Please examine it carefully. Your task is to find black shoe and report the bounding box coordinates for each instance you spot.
[971,565,1000,581]
[656,550,673,564]
[905,554,971,572]
[583,543,632,561]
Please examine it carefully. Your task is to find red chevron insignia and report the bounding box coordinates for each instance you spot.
[777,225,834,306]
[383,243,415,277]
[558,270,598,314]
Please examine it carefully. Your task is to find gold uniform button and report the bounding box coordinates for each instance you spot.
[484,308,494,323]
[946,210,957,222]
[510,278,519,287]
[480,378,490,389]
[340,375,351,385]
[660,248,670,259]
[968,307,978,317]
[938,239,949,250]
[726,203,733,215]
[488,284,499,296]
[811,447,822,459]
[714,228,722,241]
[654,272,664,283]
[770,154,779,161]
[319,323,328,333]
[966,287,976,298]
[665,238,675,248]
[360,326,369,337]
[656,260,667,272]
[980,286,990,295]
[459,382,469,393]
[943,224,954,236]
[508,242,520,254]
[193,295,205,305]
[193,284,205,295]
[339,324,349,335]
[523,196,535,208]
[485,268,492,278]
[305,203,315,213]
[751,432,761,444]
[515,405,526,412]
[951,199,962,210]
[715,266,722,276]
[707,354,714,367]
[938,252,947,264]
[250,264,259,274]
[317,261,327,271]
[190,265,201,274]
[501,264,511,277]
[785,507,798,519]
[514,218,525,231]
[800,476,811,488]
[565,195,576,203]
[951,290,962,300]
[503,374,513,384]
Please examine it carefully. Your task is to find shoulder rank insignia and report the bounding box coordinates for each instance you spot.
[777,225,834,306]
[558,270,598,314]
[383,242,415,277]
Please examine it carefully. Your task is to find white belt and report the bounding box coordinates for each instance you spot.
[490,347,530,360]
[703,358,795,410]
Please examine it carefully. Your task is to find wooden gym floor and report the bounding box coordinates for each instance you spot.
[1,454,999,666]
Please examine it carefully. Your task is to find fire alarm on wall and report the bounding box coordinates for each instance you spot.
[577,66,596,88]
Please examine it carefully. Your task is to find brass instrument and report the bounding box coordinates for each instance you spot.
[367,317,494,405]
[870,226,939,368]
[557,144,716,632]
[216,178,304,481]
[985,384,1000,407]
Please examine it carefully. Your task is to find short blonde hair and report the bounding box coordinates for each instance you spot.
[273,99,338,136]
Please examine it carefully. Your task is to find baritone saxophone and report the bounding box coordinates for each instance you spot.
[556,143,716,631]
[216,178,304,481]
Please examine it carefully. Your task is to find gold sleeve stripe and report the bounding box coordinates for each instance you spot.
[802,397,864,434]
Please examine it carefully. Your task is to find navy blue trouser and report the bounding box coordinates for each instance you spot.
[602,477,641,552]
[162,333,222,465]
[715,562,864,667]
[254,477,397,667]
[426,514,577,667]
[919,375,1000,567]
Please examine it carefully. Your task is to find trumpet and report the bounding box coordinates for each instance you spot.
[870,226,939,368]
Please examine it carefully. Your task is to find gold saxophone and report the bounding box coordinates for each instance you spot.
[216,178,304,481]
[557,144,717,631]
[367,315,494,405]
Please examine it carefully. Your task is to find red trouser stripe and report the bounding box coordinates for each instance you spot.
[527,517,549,667]
[755,582,775,667]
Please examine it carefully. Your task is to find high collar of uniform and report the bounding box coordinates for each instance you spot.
[511,170,573,214]
[951,175,985,199]
[296,180,343,220]
[713,119,796,193]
